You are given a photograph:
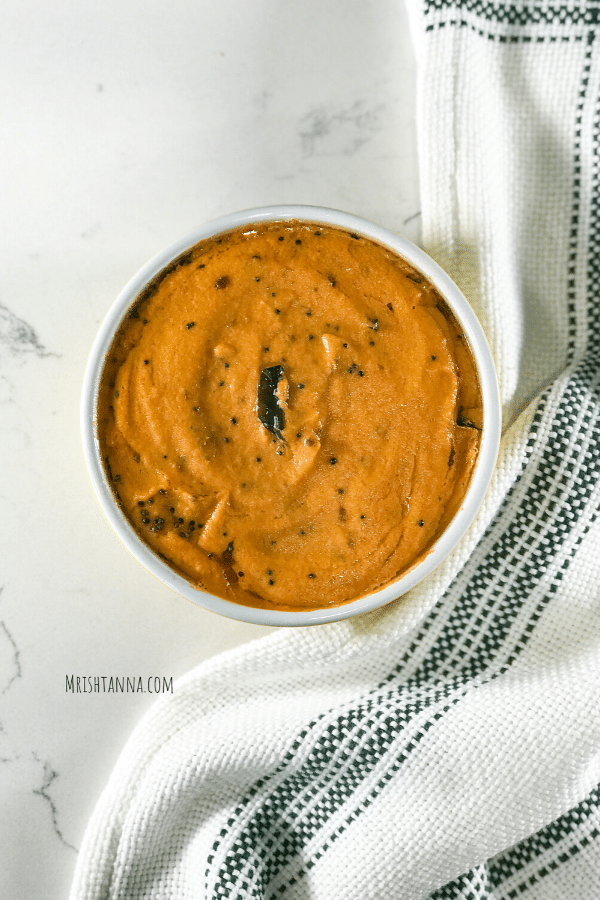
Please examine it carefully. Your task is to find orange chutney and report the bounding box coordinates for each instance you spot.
[97,221,482,611]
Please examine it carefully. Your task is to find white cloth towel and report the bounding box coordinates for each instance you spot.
[70,1,600,897]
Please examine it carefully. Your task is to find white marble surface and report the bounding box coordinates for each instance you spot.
[0,2,419,896]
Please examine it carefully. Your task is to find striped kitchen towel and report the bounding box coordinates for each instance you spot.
[70,1,600,898]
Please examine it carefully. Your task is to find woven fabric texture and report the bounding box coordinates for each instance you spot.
[70,1,600,898]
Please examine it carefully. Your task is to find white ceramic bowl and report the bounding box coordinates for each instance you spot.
[81,205,500,626]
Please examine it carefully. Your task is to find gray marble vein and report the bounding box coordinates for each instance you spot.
[403,210,422,226]
[0,588,21,696]
[300,100,385,158]
[32,753,79,853]
[0,302,53,359]
[0,592,77,854]
[0,619,21,695]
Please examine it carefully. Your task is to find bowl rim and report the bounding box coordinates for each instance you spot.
[81,204,501,626]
